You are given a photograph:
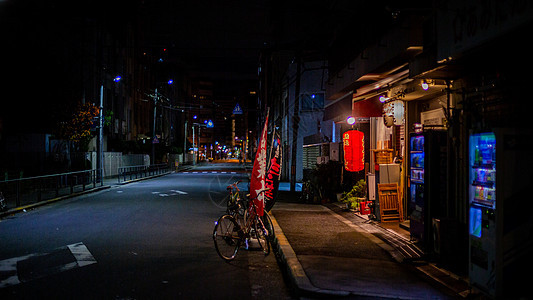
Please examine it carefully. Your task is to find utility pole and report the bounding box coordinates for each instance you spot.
[290,54,301,192]
[192,125,196,165]
[97,84,104,183]
[152,88,158,164]
[184,119,188,163]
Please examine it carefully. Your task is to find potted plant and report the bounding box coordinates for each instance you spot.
[340,179,367,211]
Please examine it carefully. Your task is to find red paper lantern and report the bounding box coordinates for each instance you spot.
[343,130,364,172]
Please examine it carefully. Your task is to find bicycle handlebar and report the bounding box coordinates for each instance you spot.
[246,188,271,200]
[226,180,242,191]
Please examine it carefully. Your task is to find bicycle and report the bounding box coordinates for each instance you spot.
[300,180,323,203]
[213,189,271,261]
[226,180,246,228]
[226,181,275,241]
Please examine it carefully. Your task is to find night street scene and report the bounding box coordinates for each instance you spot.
[1,0,533,299]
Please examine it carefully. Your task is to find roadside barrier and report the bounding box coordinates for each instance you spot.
[117,164,170,183]
[0,169,100,210]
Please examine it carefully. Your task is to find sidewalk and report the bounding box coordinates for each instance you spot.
[269,191,473,299]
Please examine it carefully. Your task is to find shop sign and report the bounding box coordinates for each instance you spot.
[421,108,446,127]
[343,130,364,172]
[383,100,404,127]
[437,0,533,62]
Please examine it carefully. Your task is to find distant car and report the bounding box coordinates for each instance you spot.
[208,157,214,162]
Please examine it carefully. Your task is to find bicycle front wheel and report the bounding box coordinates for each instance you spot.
[262,213,274,242]
[213,214,241,261]
[254,217,270,255]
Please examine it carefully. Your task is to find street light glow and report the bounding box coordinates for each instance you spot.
[113,76,122,82]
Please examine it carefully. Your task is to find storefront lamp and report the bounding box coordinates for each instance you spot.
[379,95,390,103]
[421,80,429,90]
[347,116,356,125]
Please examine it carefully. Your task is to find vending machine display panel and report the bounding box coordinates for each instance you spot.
[469,133,496,209]
[469,206,482,238]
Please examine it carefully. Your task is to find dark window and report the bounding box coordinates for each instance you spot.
[301,93,324,111]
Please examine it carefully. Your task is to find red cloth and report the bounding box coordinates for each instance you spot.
[250,113,269,216]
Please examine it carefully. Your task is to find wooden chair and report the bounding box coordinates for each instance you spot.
[377,183,403,222]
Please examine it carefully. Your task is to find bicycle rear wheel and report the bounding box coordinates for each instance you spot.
[213,214,241,261]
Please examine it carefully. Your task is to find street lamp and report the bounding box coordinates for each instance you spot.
[97,74,121,182]
[192,121,214,164]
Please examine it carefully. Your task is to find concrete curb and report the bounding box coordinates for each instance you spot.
[268,212,350,297]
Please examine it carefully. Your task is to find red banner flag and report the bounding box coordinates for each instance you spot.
[250,112,269,216]
[265,131,281,212]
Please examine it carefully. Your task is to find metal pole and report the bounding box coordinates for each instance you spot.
[198,126,201,162]
[152,88,158,164]
[290,54,301,192]
[184,120,188,163]
[97,84,104,182]
[192,125,196,165]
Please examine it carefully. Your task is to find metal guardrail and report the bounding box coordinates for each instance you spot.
[0,169,100,210]
[117,164,170,183]
[0,164,171,212]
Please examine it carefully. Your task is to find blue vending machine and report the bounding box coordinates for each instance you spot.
[409,134,425,242]
[468,132,497,297]
[468,130,533,298]
[409,130,447,252]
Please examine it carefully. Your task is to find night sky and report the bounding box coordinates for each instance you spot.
[0,0,402,133]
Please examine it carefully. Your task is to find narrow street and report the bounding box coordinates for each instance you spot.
[0,164,291,299]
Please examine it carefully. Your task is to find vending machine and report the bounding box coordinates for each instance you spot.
[409,133,425,242]
[408,130,447,251]
[468,130,533,298]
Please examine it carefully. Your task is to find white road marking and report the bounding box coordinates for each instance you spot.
[0,242,96,288]
[171,190,188,195]
[0,254,34,288]
[67,242,97,267]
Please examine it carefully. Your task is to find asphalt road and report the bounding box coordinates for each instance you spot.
[0,164,292,299]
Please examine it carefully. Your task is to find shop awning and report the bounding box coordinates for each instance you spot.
[324,91,353,122]
[353,96,382,118]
